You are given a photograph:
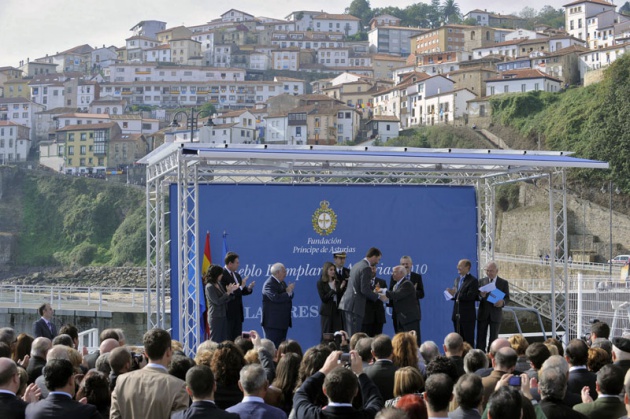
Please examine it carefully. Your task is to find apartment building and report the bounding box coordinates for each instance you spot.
[0,121,30,162]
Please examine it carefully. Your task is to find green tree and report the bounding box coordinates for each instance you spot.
[198,102,217,118]
[536,6,565,28]
[620,1,630,15]
[346,0,373,29]
[441,0,462,24]
[429,0,442,28]
[402,3,433,27]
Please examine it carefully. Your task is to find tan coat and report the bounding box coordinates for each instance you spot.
[110,365,189,419]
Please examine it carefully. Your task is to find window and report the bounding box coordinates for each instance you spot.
[80,145,86,155]
[68,146,75,155]
[80,133,87,141]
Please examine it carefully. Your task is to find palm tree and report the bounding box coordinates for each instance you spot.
[442,0,461,24]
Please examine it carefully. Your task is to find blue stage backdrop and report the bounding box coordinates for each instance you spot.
[170,184,478,349]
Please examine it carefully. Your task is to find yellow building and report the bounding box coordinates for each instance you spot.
[57,122,121,174]
[3,79,30,99]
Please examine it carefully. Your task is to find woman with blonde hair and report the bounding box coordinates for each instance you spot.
[385,366,425,407]
[392,332,420,369]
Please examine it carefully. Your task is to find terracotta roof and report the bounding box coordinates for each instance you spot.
[314,13,360,21]
[219,109,249,118]
[369,115,400,122]
[563,0,614,7]
[0,121,28,127]
[57,122,118,131]
[446,67,498,76]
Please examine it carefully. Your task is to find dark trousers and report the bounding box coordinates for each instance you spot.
[321,312,343,337]
[454,319,476,347]
[342,311,363,337]
[226,317,242,342]
[476,319,501,351]
[361,321,383,337]
[398,320,421,345]
[263,327,287,348]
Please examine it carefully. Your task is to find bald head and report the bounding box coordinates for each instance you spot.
[444,333,464,356]
[0,358,19,392]
[31,337,52,358]
[489,339,511,357]
[494,347,517,372]
[46,344,70,362]
[99,338,120,354]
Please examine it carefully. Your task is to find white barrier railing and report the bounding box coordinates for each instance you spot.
[77,328,100,352]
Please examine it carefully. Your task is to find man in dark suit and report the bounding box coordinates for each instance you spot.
[32,303,57,340]
[476,261,509,352]
[361,265,386,337]
[382,265,420,337]
[539,363,588,419]
[339,247,386,337]
[173,365,240,419]
[25,359,101,419]
[565,339,597,401]
[364,335,397,401]
[26,337,51,385]
[573,364,626,419]
[226,364,287,419]
[447,259,479,347]
[294,350,383,419]
[222,252,255,342]
[444,333,466,378]
[333,251,350,283]
[450,373,483,419]
[261,263,295,347]
[389,256,424,339]
[0,358,41,418]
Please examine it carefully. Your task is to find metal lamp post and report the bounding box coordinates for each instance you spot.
[169,108,200,142]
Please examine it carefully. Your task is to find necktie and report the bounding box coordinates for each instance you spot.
[459,276,465,289]
[47,321,53,333]
[232,271,238,285]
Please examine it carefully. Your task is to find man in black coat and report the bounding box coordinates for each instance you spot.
[294,350,383,419]
[32,303,57,340]
[383,265,420,338]
[25,359,102,419]
[333,251,351,283]
[364,335,398,401]
[173,365,240,419]
[222,252,255,342]
[565,339,597,400]
[476,261,510,352]
[389,256,424,339]
[538,362,588,419]
[447,259,479,347]
[361,265,387,337]
[0,358,41,419]
[26,337,51,385]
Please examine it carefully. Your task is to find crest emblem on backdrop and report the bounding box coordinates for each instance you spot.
[312,200,337,236]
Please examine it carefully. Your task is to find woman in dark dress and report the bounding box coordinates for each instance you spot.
[205,265,239,343]
[317,261,345,340]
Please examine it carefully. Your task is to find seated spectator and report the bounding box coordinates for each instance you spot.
[350,333,369,350]
[423,373,453,418]
[587,347,611,373]
[385,366,424,407]
[355,337,374,368]
[27,337,51,384]
[35,344,71,399]
[226,364,287,419]
[76,369,111,418]
[508,335,530,373]
[425,356,459,383]
[396,394,428,419]
[487,386,522,419]
[524,342,551,381]
[475,339,511,378]
[270,352,301,414]
[293,350,383,419]
[294,345,332,409]
[211,342,246,410]
[392,332,420,370]
[481,347,517,409]
[365,335,398,401]
[169,354,196,381]
[443,333,466,378]
[464,349,488,374]
[573,364,625,419]
[538,357,587,418]
[419,341,440,366]
[172,365,240,419]
[451,373,483,419]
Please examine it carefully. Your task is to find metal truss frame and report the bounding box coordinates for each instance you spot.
[142,144,607,355]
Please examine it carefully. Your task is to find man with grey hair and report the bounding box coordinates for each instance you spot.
[451,373,484,419]
[226,364,287,419]
[389,256,424,340]
[381,265,421,338]
[476,261,509,352]
[27,337,51,384]
[420,341,440,365]
[534,355,581,407]
[464,349,488,374]
[261,263,295,347]
[444,332,466,377]
[35,344,71,399]
[539,363,588,419]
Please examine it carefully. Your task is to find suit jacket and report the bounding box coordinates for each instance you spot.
[364,360,398,401]
[317,279,344,317]
[221,268,253,323]
[32,318,57,340]
[385,279,420,327]
[26,356,46,384]
[477,276,510,323]
[172,401,241,419]
[226,400,287,419]
[25,393,102,419]
[539,398,588,419]
[339,259,379,317]
[205,283,234,318]
[363,278,387,325]
[481,370,505,409]
[85,351,100,370]
[110,365,189,419]
[567,369,597,401]
[573,396,626,419]
[448,406,481,419]
[389,272,424,319]
[0,392,28,419]
[451,273,479,322]
[294,371,383,419]
[334,266,350,283]
[261,277,293,330]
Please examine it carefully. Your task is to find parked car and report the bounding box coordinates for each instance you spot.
[608,254,630,264]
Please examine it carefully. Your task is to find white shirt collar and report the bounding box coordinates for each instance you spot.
[328,402,353,407]
[243,396,265,403]
[0,389,16,396]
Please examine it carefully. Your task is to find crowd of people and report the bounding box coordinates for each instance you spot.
[2,248,630,418]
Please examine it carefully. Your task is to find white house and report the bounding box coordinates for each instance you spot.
[485,69,563,96]
[285,11,326,32]
[422,88,477,126]
[366,115,400,142]
[0,121,30,162]
[578,42,629,75]
[29,75,66,109]
[564,0,616,41]
[0,97,45,142]
[312,13,361,36]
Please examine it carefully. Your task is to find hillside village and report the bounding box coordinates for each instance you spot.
[0,1,629,176]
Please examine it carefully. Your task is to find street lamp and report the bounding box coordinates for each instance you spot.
[601,181,620,281]
[169,108,215,142]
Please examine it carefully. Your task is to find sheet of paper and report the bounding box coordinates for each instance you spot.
[487,288,505,304]
[444,289,454,301]
[479,281,497,293]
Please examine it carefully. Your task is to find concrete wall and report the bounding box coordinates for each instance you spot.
[0,308,170,346]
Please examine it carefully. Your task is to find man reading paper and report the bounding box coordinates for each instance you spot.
[476,261,510,352]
